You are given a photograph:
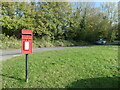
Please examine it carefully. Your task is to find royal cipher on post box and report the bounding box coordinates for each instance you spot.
[22,29,32,54]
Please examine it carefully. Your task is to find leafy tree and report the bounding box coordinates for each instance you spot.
[1,2,118,42]
[34,2,73,40]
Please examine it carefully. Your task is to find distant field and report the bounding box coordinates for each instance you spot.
[1,45,119,88]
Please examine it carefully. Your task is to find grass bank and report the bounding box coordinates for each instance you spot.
[0,34,90,49]
[1,45,119,88]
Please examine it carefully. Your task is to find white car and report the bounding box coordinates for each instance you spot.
[96,39,106,45]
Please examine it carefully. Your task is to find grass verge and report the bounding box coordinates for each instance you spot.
[0,34,90,49]
[1,45,119,88]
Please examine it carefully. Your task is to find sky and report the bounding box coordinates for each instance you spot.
[3,0,120,2]
[94,0,119,2]
[94,2,101,7]
[69,0,119,2]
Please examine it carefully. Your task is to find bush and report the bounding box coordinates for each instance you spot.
[0,34,21,49]
[0,34,91,49]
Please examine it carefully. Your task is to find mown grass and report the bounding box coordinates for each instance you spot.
[1,45,119,88]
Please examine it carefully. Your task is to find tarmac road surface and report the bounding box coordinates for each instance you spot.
[0,46,81,61]
[0,43,118,61]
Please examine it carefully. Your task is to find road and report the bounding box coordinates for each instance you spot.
[0,42,119,61]
[0,46,81,61]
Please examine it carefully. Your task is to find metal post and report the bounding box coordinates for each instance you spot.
[26,54,28,82]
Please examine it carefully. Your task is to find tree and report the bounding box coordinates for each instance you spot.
[34,2,73,40]
[2,2,36,38]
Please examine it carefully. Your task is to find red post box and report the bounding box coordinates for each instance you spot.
[22,29,32,54]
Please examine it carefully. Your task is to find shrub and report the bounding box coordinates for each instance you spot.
[0,34,21,49]
[0,34,91,49]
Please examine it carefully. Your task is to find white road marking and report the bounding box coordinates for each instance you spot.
[13,55,21,57]
[0,56,2,61]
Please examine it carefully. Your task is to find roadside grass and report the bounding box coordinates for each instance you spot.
[0,34,21,49]
[0,34,90,49]
[1,45,119,88]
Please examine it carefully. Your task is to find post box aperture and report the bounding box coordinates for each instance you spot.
[22,29,32,54]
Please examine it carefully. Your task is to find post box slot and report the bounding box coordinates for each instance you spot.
[22,33,32,35]
[22,35,32,39]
